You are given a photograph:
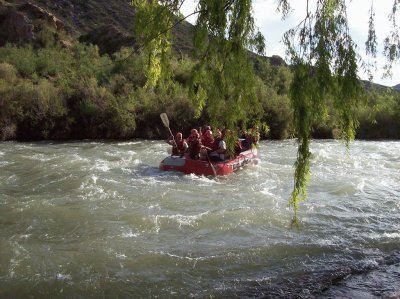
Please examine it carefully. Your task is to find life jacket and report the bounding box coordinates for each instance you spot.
[172,139,186,155]
[188,139,202,160]
[186,135,194,145]
[202,136,214,149]
[212,137,223,151]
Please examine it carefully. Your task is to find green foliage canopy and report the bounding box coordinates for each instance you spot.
[133,0,266,129]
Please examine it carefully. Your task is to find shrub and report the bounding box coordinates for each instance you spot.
[0,44,37,77]
[13,79,67,139]
[0,78,21,140]
[35,21,56,48]
[0,63,17,83]
[70,43,113,83]
[103,95,136,138]
[112,48,146,86]
[36,46,70,78]
[356,91,400,139]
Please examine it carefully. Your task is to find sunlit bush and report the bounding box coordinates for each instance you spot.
[0,44,37,77]
[0,63,17,83]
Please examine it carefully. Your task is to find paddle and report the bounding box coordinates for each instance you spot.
[160,113,177,150]
[206,151,217,177]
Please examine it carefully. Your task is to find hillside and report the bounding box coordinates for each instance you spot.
[1,0,217,57]
[3,0,136,36]
[1,0,287,63]
[0,0,192,54]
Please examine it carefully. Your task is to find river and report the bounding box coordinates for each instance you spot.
[0,140,399,298]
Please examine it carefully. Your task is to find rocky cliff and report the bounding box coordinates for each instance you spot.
[0,1,65,46]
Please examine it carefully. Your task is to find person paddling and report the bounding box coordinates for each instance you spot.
[167,132,188,156]
[201,129,214,149]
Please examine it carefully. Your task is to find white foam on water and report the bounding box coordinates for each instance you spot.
[122,229,140,238]
[315,235,344,246]
[121,167,133,174]
[148,204,161,210]
[115,253,127,259]
[91,160,111,172]
[21,153,56,162]
[8,242,31,278]
[71,153,90,163]
[185,173,220,185]
[383,232,400,239]
[353,159,362,169]
[153,211,210,231]
[56,273,72,281]
[91,175,97,184]
[5,174,18,184]
[78,175,114,202]
[260,187,276,197]
[102,150,139,169]
[129,157,141,166]
[149,250,218,263]
[116,141,143,146]
[355,179,366,193]
[313,148,330,162]
[0,161,11,167]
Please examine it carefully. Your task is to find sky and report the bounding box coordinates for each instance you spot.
[180,0,399,87]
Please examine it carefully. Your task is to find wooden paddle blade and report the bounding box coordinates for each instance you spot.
[160,113,169,127]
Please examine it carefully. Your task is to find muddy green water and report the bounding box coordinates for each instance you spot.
[0,140,399,298]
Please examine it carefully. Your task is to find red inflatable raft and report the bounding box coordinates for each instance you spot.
[159,148,259,176]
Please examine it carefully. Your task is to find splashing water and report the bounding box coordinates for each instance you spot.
[0,140,399,298]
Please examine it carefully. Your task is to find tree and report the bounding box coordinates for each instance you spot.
[132,0,399,216]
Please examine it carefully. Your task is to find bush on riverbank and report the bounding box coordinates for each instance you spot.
[0,42,399,141]
[356,89,400,139]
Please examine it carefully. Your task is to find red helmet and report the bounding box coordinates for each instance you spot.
[190,128,198,135]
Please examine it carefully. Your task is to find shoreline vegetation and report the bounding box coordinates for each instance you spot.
[1,41,399,142]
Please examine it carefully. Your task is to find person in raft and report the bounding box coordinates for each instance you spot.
[201,129,214,149]
[166,132,188,156]
[187,132,203,160]
[209,129,227,161]
[186,128,199,145]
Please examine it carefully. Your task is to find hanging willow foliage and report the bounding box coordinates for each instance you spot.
[383,0,400,77]
[281,0,363,215]
[133,0,398,216]
[132,0,176,87]
[133,0,266,129]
